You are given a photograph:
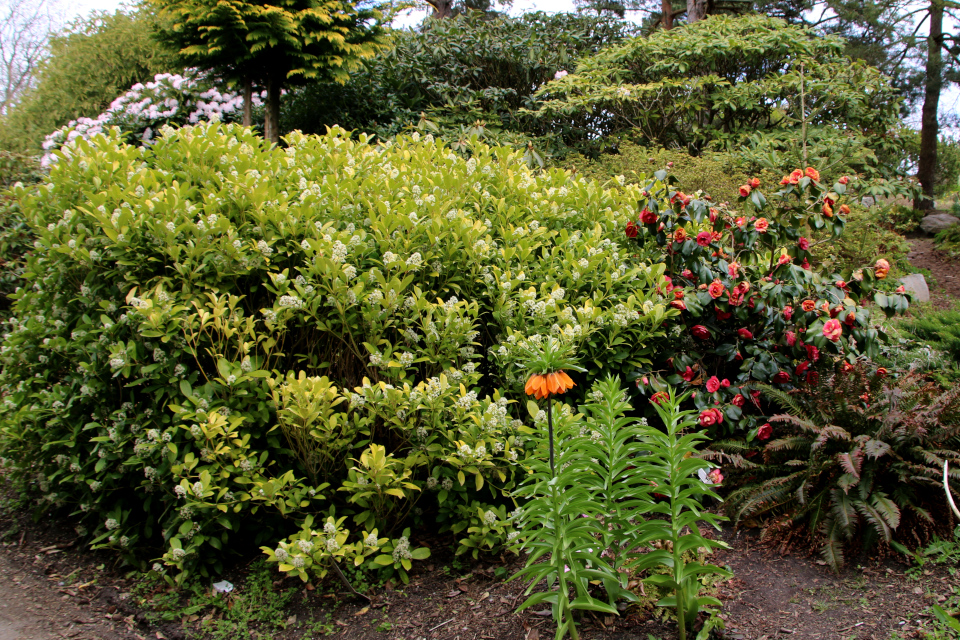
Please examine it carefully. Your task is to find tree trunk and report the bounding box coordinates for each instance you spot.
[264,76,281,145]
[687,0,709,23]
[426,0,453,18]
[242,78,252,128]
[916,0,943,211]
[662,0,674,29]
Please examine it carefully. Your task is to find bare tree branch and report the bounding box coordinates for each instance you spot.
[0,0,62,115]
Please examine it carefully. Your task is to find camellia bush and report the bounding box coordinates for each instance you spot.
[41,73,263,166]
[0,124,670,581]
[623,166,911,442]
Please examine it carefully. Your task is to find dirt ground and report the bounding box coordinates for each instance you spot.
[906,236,960,309]
[2,503,959,640]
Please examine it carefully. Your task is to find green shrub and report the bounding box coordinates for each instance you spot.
[935,224,960,257]
[887,304,960,385]
[0,124,669,581]
[0,152,43,317]
[723,366,960,571]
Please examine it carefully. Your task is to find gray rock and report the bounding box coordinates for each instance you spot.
[920,213,960,235]
[898,273,930,303]
[860,196,875,208]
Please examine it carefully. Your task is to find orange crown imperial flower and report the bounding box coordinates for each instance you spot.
[525,371,576,399]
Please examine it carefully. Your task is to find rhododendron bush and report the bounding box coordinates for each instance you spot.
[0,124,669,580]
[626,167,910,440]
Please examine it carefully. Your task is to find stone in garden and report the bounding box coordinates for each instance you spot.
[860,196,875,208]
[898,273,929,302]
[920,213,960,235]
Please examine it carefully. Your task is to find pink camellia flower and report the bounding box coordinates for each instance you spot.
[728,289,744,306]
[706,376,721,393]
[757,423,772,440]
[721,378,730,388]
[823,318,842,341]
[785,330,796,346]
[801,299,816,312]
[844,311,856,326]
[732,394,745,407]
[754,218,769,233]
[681,269,694,280]
[783,305,793,320]
[773,371,791,384]
[798,237,810,250]
[708,279,725,299]
[709,208,718,223]
[691,325,710,340]
[839,176,849,184]
[707,468,723,485]
[801,259,811,270]
[728,261,741,278]
[698,408,724,427]
[835,280,847,290]
[738,328,753,340]
[778,253,791,266]
[696,231,712,247]
[749,177,760,189]
[806,345,820,362]
[739,184,752,197]
[735,216,747,229]
[681,366,695,382]
[896,285,906,293]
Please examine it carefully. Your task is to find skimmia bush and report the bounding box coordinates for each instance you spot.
[626,167,910,440]
[0,124,669,581]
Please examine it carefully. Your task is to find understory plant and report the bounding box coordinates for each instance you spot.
[723,364,960,570]
[512,370,729,639]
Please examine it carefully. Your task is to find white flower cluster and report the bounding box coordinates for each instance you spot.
[392,536,412,562]
[42,73,264,165]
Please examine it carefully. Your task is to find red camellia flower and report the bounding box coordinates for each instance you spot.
[785,330,796,346]
[640,208,657,224]
[709,207,718,222]
[840,362,854,373]
[663,275,674,292]
[669,300,687,311]
[798,237,810,250]
[757,423,772,440]
[801,259,811,270]
[822,203,834,218]
[721,378,730,387]
[707,468,724,485]
[715,307,732,321]
[681,366,695,382]
[749,177,761,189]
[650,391,669,405]
[839,176,849,184]
[806,345,820,362]
[750,389,761,404]
[773,371,791,384]
[801,299,816,312]
[835,280,847,290]
[696,231,712,247]
[777,253,791,266]
[673,227,687,243]
[805,167,820,181]
[708,279,725,299]
[754,218,770,233]
[681,269,694,280]
[624,221,638,238]
[789,169,803,184]
[732,394,745,407]
[706,376,721,393]
[783,305,793,320]
[728,289,744,306]
[691,325,710,340]
[738,328,753,340]
[739,184,752,197]
[796,361,810,376]
[698,408,724,427]
[876,367,888,377]
[823,318,843,341]
[844,311,856,326]
[674,289,685,300]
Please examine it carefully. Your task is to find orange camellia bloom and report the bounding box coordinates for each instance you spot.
[708,279,726,299]
[673,227,687,243]
[839,204,850,215]
[739,184,752,197]
[801,299,816,312]
[749,177,761,189]
[788,169,803,184]
[524,371,575,399]
[874,258,890,280]
[805,167,820,181]
[822,203,833,218]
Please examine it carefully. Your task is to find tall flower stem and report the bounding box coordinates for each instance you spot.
[547,398,555,477]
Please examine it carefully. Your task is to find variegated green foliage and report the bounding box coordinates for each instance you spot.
[725,365,960,572]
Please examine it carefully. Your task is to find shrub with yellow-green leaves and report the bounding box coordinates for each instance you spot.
[0,123,670,581]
